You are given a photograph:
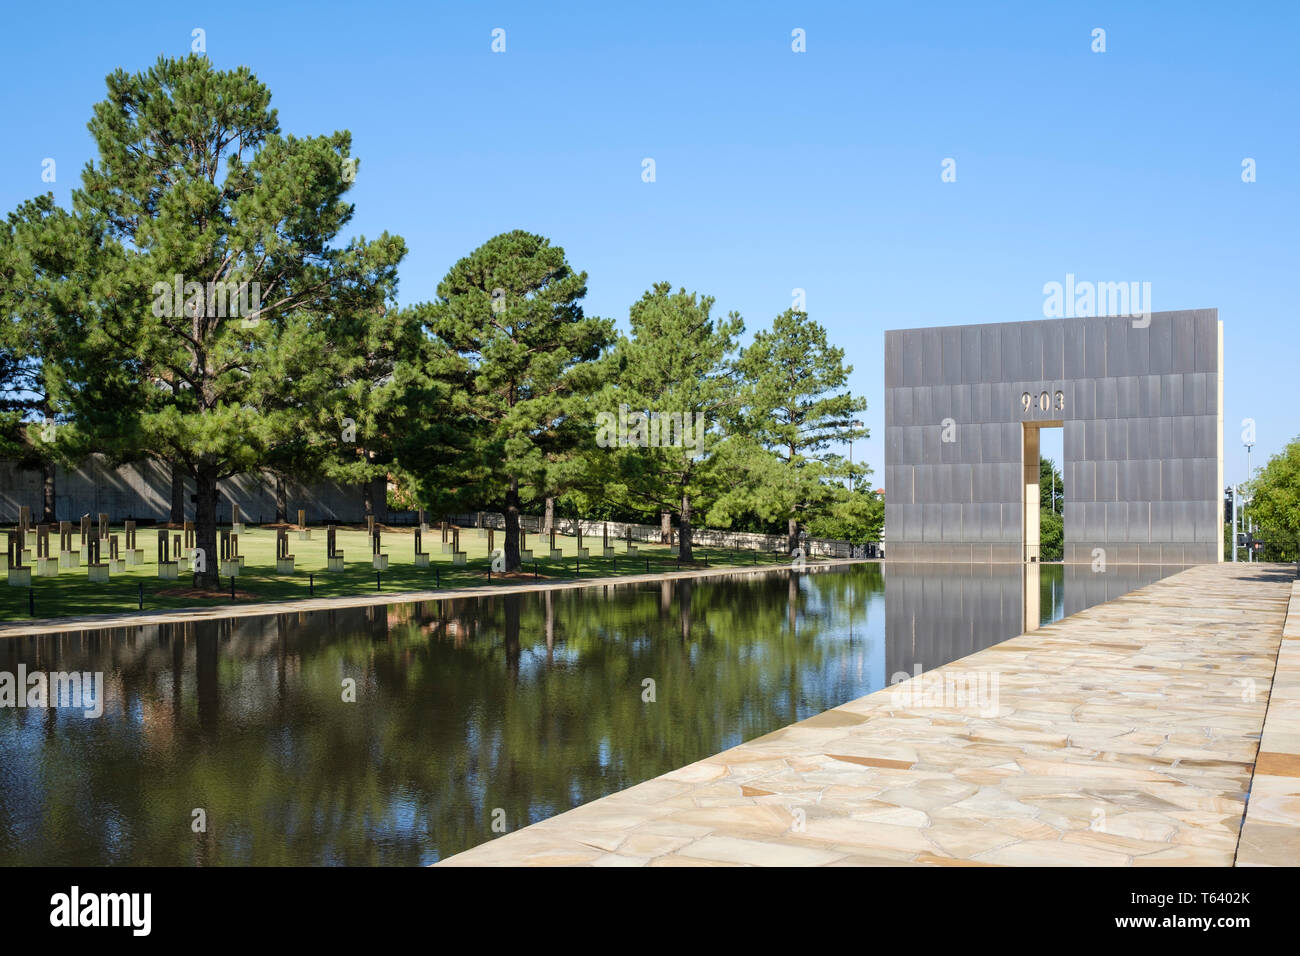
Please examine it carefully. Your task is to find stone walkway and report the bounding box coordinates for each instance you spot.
[1237,579,1300,865]
[0,559,855,638]
[437,562,1296,867]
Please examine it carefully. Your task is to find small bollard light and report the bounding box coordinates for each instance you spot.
[230,576,235,601]
[534,562,538,579]
[435,567,440,587]
[309,573,314,597]
[376,571,381,591]
[138,582,144,610]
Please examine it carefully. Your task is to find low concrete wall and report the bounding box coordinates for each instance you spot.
[443,511,875,558]
[0,457,387,525]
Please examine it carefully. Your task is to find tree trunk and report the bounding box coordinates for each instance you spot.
[679,493,693,563]
[544,496,555,533]
[504,476,521,572]
[362,480,374,521]
[274,473,287,524]
[194,462,219,589]
[787,440,801,554]
[39,398,56,524]
[169,462,185,525]
[660,510,672,545]
[41,459,56,524]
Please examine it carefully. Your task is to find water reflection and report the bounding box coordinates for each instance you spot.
[0,561,1182,865]
[883,562,1188,680]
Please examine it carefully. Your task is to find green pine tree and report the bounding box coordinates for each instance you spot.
[721,309,868,552]
[311,304,425,521]
[599,283,743,562]
[63,55,405,585]
[410,231,614,571]
[0,195,82,522]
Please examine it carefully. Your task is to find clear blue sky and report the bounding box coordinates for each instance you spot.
[2,0,1296,489]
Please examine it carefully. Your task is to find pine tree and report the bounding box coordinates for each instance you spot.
[412,231,614,571]
[65,55,404,585]
[313,304,424,521]
[725,309,867,552]
[601,283,743,562]
[0,195,84,522]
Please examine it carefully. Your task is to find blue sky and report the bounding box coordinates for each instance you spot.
[1,0,1296,489]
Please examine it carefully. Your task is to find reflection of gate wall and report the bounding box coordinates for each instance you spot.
[884,564,1189,676]
[884,309,1222,564]
[884,564,1025,678]
[1060,564,1182,616]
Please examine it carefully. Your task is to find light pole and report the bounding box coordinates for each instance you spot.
[1244,439,1255,562]
[1231,484,1238,563]
[848,420,865,492]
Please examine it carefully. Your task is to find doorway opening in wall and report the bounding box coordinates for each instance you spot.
[1022,422,1064,563]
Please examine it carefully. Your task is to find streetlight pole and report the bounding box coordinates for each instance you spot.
[1231,485,1238,563]
[1244,440,1255,562]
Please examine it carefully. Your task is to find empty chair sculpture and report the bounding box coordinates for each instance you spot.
[326,525,345,571]
[275,527,295,573]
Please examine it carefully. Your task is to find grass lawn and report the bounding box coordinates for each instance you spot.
[1,525,796,622]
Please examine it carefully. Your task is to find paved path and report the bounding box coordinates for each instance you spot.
[1237,579,1300,865]
[0,559,858,638]
[438,563,1296,866]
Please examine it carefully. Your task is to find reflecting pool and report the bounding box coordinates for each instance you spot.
[0,561,1184,865]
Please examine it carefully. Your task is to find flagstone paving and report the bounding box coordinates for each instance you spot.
[1236,579,1300,866]
[437,562,1297,867]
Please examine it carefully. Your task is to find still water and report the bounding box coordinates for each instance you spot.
[0,561,1182,865]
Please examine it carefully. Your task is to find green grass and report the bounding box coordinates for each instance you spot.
[1,525,798,622]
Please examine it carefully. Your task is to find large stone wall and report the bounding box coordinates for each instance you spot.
[884,309,1223,564]
[0,456,387,525]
